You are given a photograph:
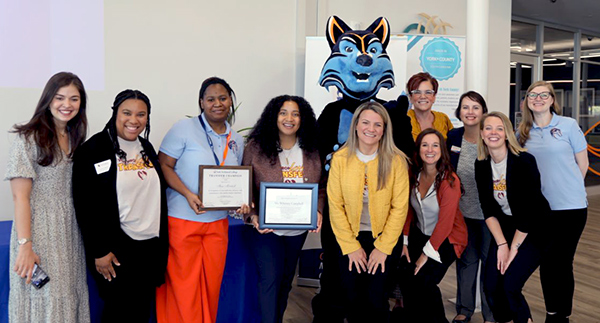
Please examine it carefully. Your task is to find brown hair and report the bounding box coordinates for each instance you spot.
[517,80,561,146]
[406,72,439,94]
[12,72,88,166]
[412,128,457,191]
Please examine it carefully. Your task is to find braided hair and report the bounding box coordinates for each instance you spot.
[104,89,152,166]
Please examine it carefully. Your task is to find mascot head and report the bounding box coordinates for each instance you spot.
[319,16,394,101]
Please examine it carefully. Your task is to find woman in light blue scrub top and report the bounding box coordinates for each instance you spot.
[517,80,588,323]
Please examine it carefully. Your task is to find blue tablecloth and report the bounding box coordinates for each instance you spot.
[0,219,259,323]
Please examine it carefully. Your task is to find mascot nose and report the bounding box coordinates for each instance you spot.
[356,54,373,67]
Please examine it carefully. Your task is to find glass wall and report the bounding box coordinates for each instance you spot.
[511,18,600,185]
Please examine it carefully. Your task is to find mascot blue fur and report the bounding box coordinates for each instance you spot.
[312,16,414,323]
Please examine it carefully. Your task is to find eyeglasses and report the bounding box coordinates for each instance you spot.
[527,92,551,100]
[410,90,435,96]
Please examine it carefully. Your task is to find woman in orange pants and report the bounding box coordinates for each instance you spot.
[156,77,249,323]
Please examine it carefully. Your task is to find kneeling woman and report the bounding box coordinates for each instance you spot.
[328,101,409,322]
[73,90,168,323]
[401,128,467,323]
[243,95,324,323]
[475,112,550,323]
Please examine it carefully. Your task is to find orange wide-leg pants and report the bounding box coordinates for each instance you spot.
[156,216,229,323]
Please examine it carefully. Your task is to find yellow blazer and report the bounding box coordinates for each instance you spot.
[327,147,409,255]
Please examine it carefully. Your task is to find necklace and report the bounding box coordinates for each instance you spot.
[282,148,293,165]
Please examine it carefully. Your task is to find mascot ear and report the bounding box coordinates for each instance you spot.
[366,17,391,50]
[325,16,352,49]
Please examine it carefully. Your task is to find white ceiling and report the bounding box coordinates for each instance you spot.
[512,0,600,35]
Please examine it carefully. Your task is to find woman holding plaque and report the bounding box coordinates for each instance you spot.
[156,77,249,323]
[242,95,324,323]
[327,101,410,322]
[400,128,467,323]
[73,89,168,322]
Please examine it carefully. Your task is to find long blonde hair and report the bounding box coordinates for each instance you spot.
[517,80,561,146]
[342,101,407,190]
[477,111,526,160]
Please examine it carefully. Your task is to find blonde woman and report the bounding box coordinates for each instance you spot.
[517,81,588,323]
[327,101,409,322]
[475,112,550,323]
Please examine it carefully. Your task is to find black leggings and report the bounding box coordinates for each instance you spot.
[485,237,541,323]
[539,208,587,318]
[400,229,456,323]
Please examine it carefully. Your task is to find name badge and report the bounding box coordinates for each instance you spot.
[94,160,111,174]
[450,145,461,153]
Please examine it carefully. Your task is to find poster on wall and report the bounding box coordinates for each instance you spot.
[304,36,408,117]
[406,34,466,126]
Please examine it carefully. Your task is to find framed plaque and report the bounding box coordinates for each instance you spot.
[258,182,318,230]
[199,165,252,210]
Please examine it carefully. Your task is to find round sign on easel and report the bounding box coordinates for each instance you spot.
[419,37,462,81]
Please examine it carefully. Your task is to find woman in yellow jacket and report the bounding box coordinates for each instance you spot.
[327,101,410,322]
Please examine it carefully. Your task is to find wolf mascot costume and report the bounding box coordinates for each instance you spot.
[312,16,414,322]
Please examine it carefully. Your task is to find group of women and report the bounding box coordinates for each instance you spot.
[5,70,587,323]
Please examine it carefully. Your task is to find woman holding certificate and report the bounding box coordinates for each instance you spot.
[156,77,248,323]
[327,101,409,322]
[242,95,323,323]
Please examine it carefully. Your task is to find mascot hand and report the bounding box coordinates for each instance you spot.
[383,94,410,115]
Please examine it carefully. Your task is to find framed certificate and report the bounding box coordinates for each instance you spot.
[199,165,252,210]
[258,182,318,230]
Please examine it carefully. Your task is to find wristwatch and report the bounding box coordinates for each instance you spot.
[17,237,32,245]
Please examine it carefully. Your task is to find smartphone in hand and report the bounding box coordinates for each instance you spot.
[31,264,50,289]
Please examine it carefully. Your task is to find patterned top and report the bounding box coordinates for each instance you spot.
[456,139,485,220]
[4,133,90,323]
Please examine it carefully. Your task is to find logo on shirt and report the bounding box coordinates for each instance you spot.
[493,175,507,200]
[282,163,304,183]
[228,140,239,155]
[117,155,154,181]
[550,128,562,139]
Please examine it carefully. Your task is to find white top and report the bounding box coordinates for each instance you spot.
[116,137,161,240]
[356,149,377,231]
[491,155,512,216]
[407,173,441,262]
[275,141,305,237]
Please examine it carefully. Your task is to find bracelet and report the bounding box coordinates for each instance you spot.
[497,242,508,247]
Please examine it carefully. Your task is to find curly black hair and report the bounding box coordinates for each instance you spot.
[247,95,319,164]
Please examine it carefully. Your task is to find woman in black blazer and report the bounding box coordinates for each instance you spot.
[72,90,169,323]
[474,111,550,323]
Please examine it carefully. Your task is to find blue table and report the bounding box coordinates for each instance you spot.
[0,219,259,323]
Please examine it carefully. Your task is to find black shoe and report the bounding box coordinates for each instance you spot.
[545,313,569,323]
[451,315,470,323]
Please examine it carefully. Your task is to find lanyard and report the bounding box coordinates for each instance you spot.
[199,116,232,166]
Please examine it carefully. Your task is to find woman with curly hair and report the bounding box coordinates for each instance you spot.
[400,128,467,323]
[242,95,324,323]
